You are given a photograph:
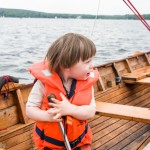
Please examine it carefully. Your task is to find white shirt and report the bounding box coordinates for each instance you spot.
[26,80,96,108]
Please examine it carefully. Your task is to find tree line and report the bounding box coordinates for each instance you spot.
[0,8,150,20]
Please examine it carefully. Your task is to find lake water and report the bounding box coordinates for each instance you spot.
[0,18,150,83]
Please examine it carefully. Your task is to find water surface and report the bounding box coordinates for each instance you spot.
[0,18,149,83]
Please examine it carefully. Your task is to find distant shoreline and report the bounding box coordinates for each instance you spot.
[0,8,150,20]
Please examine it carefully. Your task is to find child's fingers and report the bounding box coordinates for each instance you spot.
[48,102,58,108]
[53,113,62,120]
[50,98,60,104]
[60,92,68,101]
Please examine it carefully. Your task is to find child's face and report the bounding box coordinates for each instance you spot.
[68,57,94,80]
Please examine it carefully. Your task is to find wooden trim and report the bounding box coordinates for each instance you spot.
[136,77,150,84]
[122,66,150,81]
[1,83,24,93]
[112,63,120,76]
[94,52,148,69]
[96,101,150,123]
[125,59,132,73]
[97,76,105,91]
[144,53,150,65]
[0,120,34,137]
[122,77,150,84]
[95,68,105,91]
[16,89,28,124]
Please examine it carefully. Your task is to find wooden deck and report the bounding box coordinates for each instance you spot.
[91,83,150,149]
[0,52,150,150]
[90,52,150,149]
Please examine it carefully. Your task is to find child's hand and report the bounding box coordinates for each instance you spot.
[47,93,73,119]
[46,108,63,122]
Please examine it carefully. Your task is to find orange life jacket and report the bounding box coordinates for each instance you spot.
[29,61,99,150]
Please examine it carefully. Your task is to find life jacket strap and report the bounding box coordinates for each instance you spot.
[36,124,88,148]
[36,126,64,146]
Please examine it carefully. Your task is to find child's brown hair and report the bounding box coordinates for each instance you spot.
[46,33,96,72]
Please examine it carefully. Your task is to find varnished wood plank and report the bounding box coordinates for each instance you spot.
[135,138,150,150]
[122,66,150,81]
[123,77,150,84]
[103,85,148,104]
[136,77,150,84]
[89,116,109,128]
[19,84,33,103]
[97,76,105,91]
[0,106,19,130]
[122,130,150,150]
[92,120,129,149]
[113,61,127,74]
[96,101,150,123]
[0,93,15,110]
[135,97,150,108]
[145,53,150,65]
[92,86,149,150]
[112,62,121,76]
[125,59,133,72]
[118,86,150,106]
[128,56,146,70]
[110,85,147,104]
[1,83,24,93]
[16,89,28,124]
[92,118,120,134]
[2,130,32,149]
[110,124,150,150]
[95,84,143,103]
[97,66,114,76]
[7,139,33,150]
[0,121,34,139]
[98,122,145,150]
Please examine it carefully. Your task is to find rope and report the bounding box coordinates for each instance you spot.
[123,0,150,31]
[0,75,16,97]
[91,0,101,36]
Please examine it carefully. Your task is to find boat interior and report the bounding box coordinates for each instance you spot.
[0,52,150,150]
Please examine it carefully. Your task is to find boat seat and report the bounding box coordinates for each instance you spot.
[96,101,150,124]
[122,66,150,84]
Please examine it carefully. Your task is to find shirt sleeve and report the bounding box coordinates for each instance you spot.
[26,80,45,107]
[90,86,96,108]
[26,81,96,108]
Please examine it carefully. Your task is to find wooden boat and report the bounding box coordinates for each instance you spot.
[0,51,150,150]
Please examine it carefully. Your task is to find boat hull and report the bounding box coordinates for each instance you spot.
[0,52,150,150]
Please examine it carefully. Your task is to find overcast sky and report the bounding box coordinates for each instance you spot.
[0,0,150,15]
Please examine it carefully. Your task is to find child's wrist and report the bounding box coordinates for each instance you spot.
[69,104,77,116]
[45,110,53,122]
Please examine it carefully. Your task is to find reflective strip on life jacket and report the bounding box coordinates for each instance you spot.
[36,124,88,149]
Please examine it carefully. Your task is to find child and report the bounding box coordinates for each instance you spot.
[26,33,99,150]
